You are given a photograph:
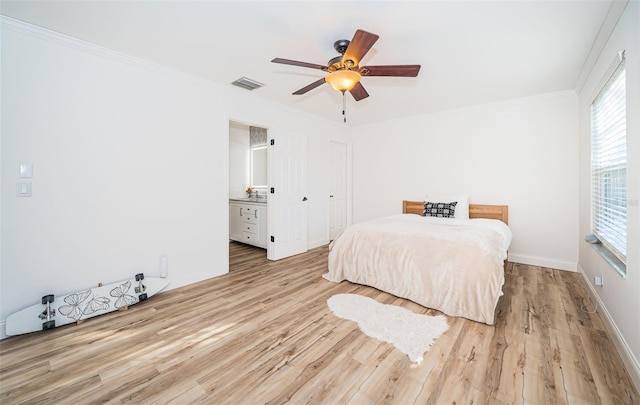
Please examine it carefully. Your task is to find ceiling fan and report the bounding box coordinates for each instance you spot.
[271,29,421,102]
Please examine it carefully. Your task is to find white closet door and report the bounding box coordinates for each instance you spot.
[329,141,348,241]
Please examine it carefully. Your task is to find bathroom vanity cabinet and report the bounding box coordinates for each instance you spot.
[229,200,267,249]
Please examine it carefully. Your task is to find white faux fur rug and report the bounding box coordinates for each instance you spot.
[327,294,449,364]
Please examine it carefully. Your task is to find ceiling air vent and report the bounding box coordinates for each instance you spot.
[231,77,264,91]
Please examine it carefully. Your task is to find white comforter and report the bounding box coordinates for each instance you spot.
[324,214,512,325]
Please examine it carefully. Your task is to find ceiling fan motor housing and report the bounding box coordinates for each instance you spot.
[333,39,350,54]
[328,39,357,72]
[327,58,356,72]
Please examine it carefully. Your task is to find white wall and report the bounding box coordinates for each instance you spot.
[0,19,350,336]
[352,91,579,271]
[577,1,640,389]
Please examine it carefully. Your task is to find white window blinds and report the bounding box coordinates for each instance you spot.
[591,54,627,265]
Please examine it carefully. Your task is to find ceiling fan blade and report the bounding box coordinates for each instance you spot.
[342,29,379,66]
[271,58,328,71]
[349,82,369,101]
[359,65,421,77]
[292,78,326,95]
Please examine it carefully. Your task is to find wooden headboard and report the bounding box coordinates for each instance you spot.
[402,200,509,225]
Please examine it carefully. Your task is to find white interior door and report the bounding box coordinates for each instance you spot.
[267,130,308,260]
[329,141,348,241]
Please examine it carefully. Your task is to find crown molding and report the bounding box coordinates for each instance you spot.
[574,0,629,94]
[0,15,213,88]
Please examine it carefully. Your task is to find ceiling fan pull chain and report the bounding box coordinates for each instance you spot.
[342,90,347,123]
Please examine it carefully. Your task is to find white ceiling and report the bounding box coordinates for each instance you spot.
[1,1,613,127]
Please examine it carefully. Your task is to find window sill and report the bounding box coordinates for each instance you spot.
[585,235,627,278]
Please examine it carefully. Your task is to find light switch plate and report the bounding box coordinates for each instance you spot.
[19,163,33,178]
[16,182,32,197]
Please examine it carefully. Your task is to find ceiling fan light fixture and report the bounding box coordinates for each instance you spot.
[325,70,361,92]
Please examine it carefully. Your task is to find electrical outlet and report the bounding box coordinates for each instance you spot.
[594,276,603,287]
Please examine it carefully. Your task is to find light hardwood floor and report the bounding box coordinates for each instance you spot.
[1,242,638,404]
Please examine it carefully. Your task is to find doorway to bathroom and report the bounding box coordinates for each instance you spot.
[228,121,268,262]
[227,119,309,267]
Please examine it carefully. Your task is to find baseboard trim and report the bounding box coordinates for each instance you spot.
[309,238,329,250]
[577,264,640,393]
[508,254,577,272]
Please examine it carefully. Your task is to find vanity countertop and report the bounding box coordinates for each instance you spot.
[229,197,267,204]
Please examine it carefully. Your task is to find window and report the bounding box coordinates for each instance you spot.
[590,53,627,275]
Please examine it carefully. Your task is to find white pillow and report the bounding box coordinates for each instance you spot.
[424,193,469,219]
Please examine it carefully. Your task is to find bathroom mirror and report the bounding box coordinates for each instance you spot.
[251,146,267,187]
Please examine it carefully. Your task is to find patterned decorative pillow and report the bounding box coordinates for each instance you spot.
[423,201,458,218]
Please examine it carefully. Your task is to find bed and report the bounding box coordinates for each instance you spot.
[324,200,511,325]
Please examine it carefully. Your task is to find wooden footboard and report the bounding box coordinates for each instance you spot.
[402,200,509,225]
